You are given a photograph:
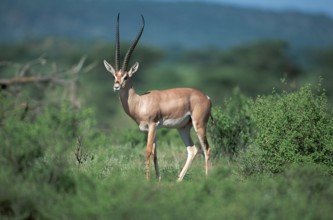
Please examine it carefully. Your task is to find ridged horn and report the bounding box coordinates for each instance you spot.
[122,15,145,71]
[115,13,120,72]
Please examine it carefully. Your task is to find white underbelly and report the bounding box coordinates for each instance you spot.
[138,112,191,131]
[158,112,191,128]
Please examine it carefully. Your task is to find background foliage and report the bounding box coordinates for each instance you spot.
[2,39,333,128]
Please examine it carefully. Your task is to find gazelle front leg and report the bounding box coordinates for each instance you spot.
[145,124,159,180]
[152,141,161,181]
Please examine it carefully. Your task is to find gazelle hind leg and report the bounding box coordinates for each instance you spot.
[177,124,198,181]
[193,121,210,177]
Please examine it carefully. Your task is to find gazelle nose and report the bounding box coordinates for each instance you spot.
[113,83,120,91]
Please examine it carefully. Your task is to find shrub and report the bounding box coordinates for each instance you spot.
[251,84,333,173]
[0,93,96,218]
[209,87,253,158]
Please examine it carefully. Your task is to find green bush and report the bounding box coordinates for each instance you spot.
[210,83,333,174]
[250,84,333,173]
[0,93,96,218]
[209,87,253,158]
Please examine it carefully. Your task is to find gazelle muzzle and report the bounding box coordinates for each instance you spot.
[113,82,121,91]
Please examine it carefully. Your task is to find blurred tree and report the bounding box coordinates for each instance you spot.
[180,47,220,66]
[309,47,333,101]
[218,41,302,78]
[312,47,333,70]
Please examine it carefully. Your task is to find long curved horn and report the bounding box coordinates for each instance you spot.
[122,15,145,71]
[115,13,120,72]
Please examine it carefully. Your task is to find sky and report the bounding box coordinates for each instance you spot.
[162,0,333,17]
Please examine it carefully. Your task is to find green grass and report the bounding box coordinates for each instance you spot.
[32,140,330,220]
[1,125,333,220]
[57,147,333,219]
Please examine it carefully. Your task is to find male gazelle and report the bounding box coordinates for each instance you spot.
[103,14,212,181]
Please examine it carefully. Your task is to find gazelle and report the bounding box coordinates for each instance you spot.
[103,14,212,181]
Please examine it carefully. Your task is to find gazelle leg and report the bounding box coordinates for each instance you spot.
[193,121,210,177]
[177,124,198,181]
[152,140,161,181]
[146,124,157,180]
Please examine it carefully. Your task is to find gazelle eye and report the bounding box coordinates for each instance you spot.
[123,75,128,80]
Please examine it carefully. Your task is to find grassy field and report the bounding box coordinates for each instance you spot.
[4,142,330,220]
[62,143,333,220]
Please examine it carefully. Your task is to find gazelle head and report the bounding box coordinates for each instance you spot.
[103,14,145,91]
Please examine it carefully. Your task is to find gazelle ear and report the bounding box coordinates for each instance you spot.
[128,62,139,77]
[103,60,116,77]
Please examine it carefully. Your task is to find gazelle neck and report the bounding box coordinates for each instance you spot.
[118,81,139,119]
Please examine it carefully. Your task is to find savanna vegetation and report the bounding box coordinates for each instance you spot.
[1,38,333,219]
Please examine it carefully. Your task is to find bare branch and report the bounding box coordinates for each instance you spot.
[70,56,86,76]
[1,56,94,109]
[74,137,93,168]
[0,76,54,87]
